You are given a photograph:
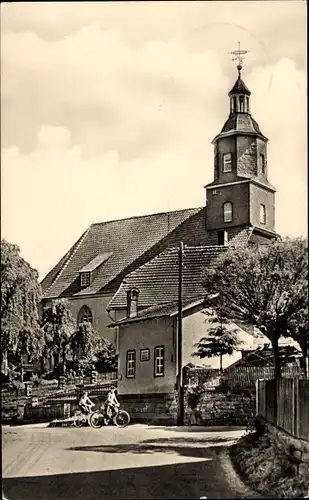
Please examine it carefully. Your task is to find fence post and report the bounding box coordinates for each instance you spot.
[294,378,299,438]
[256,379,259,415]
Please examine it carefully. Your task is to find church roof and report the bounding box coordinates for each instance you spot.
[107,245,227,311]
[220,114,262,135]
[229,77,251,96]
[41,207,206,299]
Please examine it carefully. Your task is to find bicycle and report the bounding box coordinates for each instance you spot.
[89,404,130,429]
[72,405,96,428]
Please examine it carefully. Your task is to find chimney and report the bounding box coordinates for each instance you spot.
[127,288,139,318]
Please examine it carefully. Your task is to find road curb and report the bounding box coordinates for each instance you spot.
[217,446,263,498]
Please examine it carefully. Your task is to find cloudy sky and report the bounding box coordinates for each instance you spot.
[1,1,307,280]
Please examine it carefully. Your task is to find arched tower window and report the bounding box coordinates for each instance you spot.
[223,202,233,223]
[258,154,265,174]
[239,96,244,112]
[246,96,250,113]
[78,305,93,325]
[233,96,237,113]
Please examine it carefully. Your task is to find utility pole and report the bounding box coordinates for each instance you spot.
[177,241,184,426]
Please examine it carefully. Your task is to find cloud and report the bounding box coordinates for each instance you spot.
[1,3,307,279]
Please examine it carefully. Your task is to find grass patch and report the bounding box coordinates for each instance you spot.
[230,427,309,498]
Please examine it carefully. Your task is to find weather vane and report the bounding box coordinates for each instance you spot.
[229,41,250,75]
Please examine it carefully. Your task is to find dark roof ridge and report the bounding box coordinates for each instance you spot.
[89,206,203,227]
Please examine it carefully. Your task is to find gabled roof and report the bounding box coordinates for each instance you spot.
[107,245,227,311]
[41,207,205,299]
[107,295,211,327]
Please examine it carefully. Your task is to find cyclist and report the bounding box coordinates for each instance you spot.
[79,391,95,414]
[105,387,120,420]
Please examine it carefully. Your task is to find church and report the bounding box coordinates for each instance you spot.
[41,58,278,354]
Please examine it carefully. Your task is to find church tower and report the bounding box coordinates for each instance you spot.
[205,45,277,246]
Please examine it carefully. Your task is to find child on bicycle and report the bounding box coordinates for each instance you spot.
[104,387,120,420]
[79,391,95,414]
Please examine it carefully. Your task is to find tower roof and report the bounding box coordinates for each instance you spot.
[212,113,268,143]
[221,114,261,135]
[228,76,251,96]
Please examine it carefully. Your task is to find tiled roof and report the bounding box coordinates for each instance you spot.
[228,77,251,96]
[41,207,205,299]
[107,296,208,327]
[107,245,227,311]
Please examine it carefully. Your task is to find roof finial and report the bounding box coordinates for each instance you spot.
[229,41,250,78]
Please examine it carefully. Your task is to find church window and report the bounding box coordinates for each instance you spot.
[258,154,265,174]
[260,204,266,225]
[78,305,93,324]
[80,272,91,287]
[223,153,232,173]
[223,202,233,223]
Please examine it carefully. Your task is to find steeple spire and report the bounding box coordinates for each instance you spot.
[229,41,250,77]
[228,42,251,114]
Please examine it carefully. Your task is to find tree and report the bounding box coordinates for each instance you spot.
[1,239,43,370]
[192,310,243,373]
[202,237,308,379]
[69,320,102,371]
[95,340,118,372]
[41,298,75,376]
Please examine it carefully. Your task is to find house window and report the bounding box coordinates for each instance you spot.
[212,190,217,195]
[126,350,136,378]
[218,230,229,246]
[154,346,164,377]
[223,153,232,173]
[80,272,91,287]
[78,305,93,325]
[223,202,233,223]
[260,204,266,225]
[140,348,150,362]
[258,154,265,174]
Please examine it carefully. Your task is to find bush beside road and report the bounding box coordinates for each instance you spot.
[230,425,309,498]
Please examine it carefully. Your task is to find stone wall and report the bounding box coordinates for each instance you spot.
[184,389,256,426]
[118,392,178,425]
[266,421,309,479]
[23,402,70,423]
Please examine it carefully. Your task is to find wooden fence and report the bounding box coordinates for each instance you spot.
[184,365,303,390]
[257,378,309,441]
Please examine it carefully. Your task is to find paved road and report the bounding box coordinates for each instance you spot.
[2,423,247,500]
